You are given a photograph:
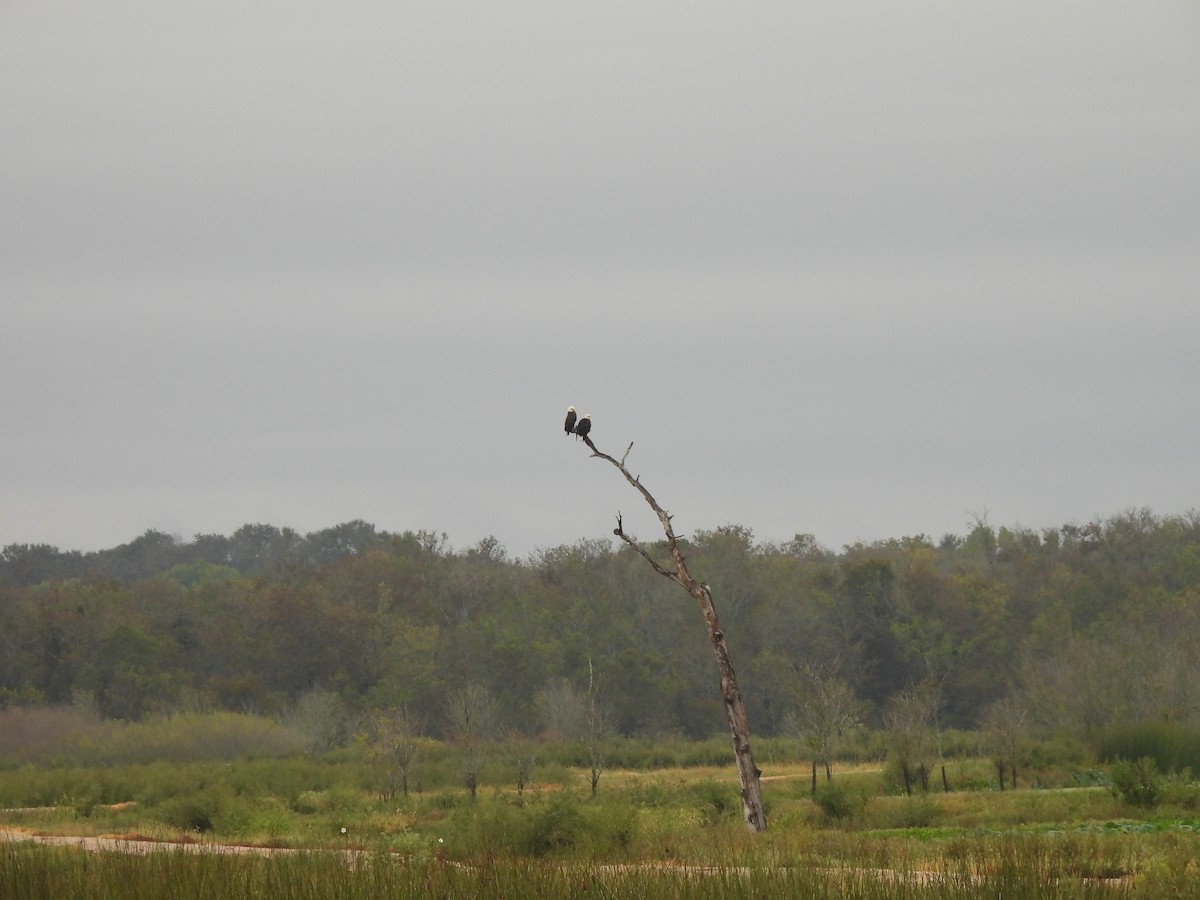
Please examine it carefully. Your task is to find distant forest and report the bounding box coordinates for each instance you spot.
[2,509,1198,741]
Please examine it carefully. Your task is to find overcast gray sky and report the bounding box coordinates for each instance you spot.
[3,1,1198,557]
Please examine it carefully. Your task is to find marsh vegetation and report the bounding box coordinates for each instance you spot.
[2,713,1199,897]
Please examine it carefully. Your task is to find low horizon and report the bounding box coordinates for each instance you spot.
[6,502,1192,561]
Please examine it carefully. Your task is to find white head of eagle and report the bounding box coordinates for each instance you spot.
[564,406,577,435]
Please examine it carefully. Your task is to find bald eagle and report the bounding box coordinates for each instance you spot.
[575,414,592,440]
[564,406,577,436]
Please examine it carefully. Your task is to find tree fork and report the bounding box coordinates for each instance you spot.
[579,436,767,832]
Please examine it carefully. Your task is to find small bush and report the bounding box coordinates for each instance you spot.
[586,801,638,851]
[686,778,737,825]
[625,779,675,809]
[153,789,223,832]
[1153,774,1200,811]
[68,792,98,819]
[1110,757,1161,808]
[813,781,864,821]
[440,793,639,858]
[293,790,327,814]
[523,797,586,855]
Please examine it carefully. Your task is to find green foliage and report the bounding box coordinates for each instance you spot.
[4,508,1200,745]
[153,788,223,832]
[11,742,1200,899]
[517,797,587,855]
[1096,721,1200,774]
[4,797,1197,898]
[293,788,359,815]
[812,781,864,821]
[861,794,938,829]
[1156,775,1200,812]
[685,778,739,825]
[443,793,638,858]
[1027,734,1091,771]
[1109,757,1162,808]
[0,709,306,766]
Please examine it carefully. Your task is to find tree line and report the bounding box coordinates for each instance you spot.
[2,509,1198,746]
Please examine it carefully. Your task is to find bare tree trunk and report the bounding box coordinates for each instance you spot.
[578,437,767,832]
[585,659,608,797]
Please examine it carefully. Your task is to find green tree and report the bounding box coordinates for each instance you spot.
[90,623,176,720]
[304,520,385,566]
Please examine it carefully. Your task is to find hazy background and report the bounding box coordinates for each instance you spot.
[3,1,1198,556]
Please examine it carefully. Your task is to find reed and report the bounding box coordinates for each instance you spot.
[0,840,1160,899]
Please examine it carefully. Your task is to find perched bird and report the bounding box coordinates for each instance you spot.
[564,406,577,436]
[575,413,592,440]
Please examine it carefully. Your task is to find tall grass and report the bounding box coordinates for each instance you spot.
[0,840,1160,899]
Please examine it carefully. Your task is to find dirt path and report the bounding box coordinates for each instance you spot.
[0,827,306,857]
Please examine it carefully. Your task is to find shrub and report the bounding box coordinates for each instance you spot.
[153,788,224,832]
[812,781,864,821]
[1109,757,1161,808]
[1157,773,1200,811]
[440,793,638,858]
[293,790,329,814]
[522,796,586,855]
[686,778,738,825]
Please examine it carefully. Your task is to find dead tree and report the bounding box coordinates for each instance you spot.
[576,434,767,832]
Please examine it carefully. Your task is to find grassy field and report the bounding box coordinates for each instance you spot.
[3,751,1199,898]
